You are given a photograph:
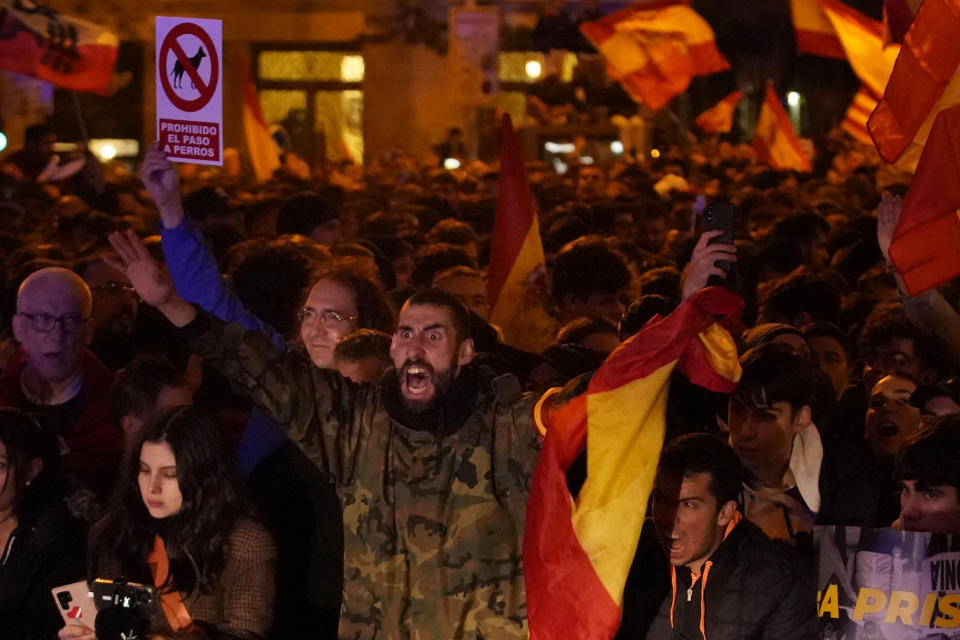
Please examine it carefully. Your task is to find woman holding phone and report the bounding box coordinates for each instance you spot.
[60,406,276,640]
[0,407,86,639]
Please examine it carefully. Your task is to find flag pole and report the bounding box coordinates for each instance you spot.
[71,91,89,143]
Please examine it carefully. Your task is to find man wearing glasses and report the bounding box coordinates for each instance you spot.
[0,267,121,493]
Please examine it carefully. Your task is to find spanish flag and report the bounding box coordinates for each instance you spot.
[791,0,846,59]
[842,85,879,145]
[487,115,556,354]
[887,104,960,296]
[694,90,743,134]
[820,0,899,100]
[868,0,960,172]
[525,286,742,639]
[580,4,729,111]
[0,2,118,94]
[752,84,812,172]
[883,0,923,44]
[241,61,281,183]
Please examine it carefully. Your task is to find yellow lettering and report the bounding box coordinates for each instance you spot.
[818,584,840,619]
[884,591,920,625]
[920,593,939,626]
[936,594,960,628]
[853,588,887,621]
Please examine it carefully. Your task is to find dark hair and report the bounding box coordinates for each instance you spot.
[657,433,743,507]
[0,408,60,523]
[182,186,232,222]
[315,268,395,333]
[803,322,852,362]
[619,295,675,340]
[403,288,471,343]
[733,344,818,411]
[759,270,842,325]
[110,355,185,425]
[90,406,253,595]
[334,329,391,363]
[427,219,479,249]
[276,191,340,237]
[411,243,475,288]
[856,303,943,376]
[770,211,830,244]
[231,243,315,337]
[551,237,630,306]
[895,415,960,493]
[556,316,619,348]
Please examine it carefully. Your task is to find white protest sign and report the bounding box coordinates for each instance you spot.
[155,16,223,165]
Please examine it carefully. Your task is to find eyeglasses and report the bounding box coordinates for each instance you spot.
[298,307,358,328]
[16,312,91,333]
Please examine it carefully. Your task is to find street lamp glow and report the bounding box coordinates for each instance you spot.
[443,157,461,170]
[787,91,801,107]
[0,132,7,153]
[525,60,542,80]
[650,148,661,159]
[610,140,624,154]
[99,143,117,160]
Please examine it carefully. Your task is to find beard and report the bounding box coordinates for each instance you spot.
[397,357,456,415]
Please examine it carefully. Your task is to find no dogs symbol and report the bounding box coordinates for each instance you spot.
[158,23,219,113]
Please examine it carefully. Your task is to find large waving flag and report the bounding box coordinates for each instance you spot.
[883,0,923,44]
[580,3,729,110]
[241,61,281,182]
[694,90,743,134]
[525,287,742,639]
[0,1,118,94]
[819,0,900,100]
[887,104,960,296]
[791,0,846,58]
[868,0,960,172]
[842,85,880,144]
[487,115,556,354]
[752,84,813,172]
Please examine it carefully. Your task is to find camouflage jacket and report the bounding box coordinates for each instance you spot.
[182,312,542,639]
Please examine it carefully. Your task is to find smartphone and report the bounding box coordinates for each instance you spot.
[704,201,735,272]
[52,581,98,628]
[92,577,159,614]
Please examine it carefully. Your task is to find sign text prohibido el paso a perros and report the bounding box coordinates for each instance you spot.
[155,16,223,165]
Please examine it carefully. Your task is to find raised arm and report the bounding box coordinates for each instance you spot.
[140,145,283,346]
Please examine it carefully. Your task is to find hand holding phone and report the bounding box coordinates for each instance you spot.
[52,581,98,631]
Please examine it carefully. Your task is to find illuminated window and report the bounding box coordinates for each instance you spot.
[497,91,527,125]
[314,90,364,164]
[498,52,578,83]
[258,90,307,124]
[258,51,365,82]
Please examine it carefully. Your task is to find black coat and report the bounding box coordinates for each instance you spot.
[619,520,818,640]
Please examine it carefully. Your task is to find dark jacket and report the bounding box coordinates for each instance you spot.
[620,519,818,640]
[0,502,86,639]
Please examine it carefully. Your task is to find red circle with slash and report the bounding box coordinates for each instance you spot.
[158,22,219,113]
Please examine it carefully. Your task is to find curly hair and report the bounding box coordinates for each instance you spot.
[89,406,253,595]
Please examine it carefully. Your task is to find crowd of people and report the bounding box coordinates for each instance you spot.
[0,118,959,640]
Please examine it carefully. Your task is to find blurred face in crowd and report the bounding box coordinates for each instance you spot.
[299,279,360,368]
[900,480,960,533]
[309,218,343,248]
[865,375,921,467]
[138,441,182,520]
[391,303,474,414]
[576,167,607,201]
[559,291,625,326]
[637,216,667,253]
[392,251,415,290]
[13,269,93,385]
[768,333,812,360]
[79,258,138,340]
[121,384,195,445]
[728,396,811,487]
[808,334,850,398]
[434,273,489,320]
[652,470,736,573]
[863,336,932,392]
[803,231,830,268]
[579,330,621,355]
[921,394,960,419]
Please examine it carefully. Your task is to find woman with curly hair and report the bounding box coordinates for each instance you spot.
[60,406,276,640]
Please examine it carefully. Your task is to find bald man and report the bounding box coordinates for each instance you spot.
[0,267,121,491]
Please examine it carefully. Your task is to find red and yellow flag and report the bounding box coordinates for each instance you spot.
[868,0,960,172]
[883,0,923,44]
[241,61,281,183]
[580,3,729,111]
[487,115,556,354]
[842,85,879,145]
[752,84,812,172]
[694,90,743,134]
[791,0,846,58]
[888,104,960,296]
[525,287,742,639]
[0,1,118,94]
[820,0,899,100]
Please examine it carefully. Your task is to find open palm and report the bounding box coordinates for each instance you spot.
[106,230,177,307]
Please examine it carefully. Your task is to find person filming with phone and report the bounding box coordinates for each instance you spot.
[58,406,276,640]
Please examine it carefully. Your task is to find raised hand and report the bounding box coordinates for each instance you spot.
[681,230,737,301]
[139,142,185,228]
[877,191,903,263]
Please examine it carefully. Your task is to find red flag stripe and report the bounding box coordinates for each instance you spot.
[795,29,847,58]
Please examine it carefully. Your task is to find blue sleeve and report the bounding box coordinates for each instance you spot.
[160,220,284,347]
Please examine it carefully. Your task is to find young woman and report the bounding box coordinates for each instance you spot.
[60,406,276,640]
[0,407,87,639]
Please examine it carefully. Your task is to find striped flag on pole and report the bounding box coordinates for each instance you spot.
[694,90,743,134]
[791,0,846,58]
[525,286,742,639]
[752,84,812,172]
[241,61,281,182]
[842,86,879,144]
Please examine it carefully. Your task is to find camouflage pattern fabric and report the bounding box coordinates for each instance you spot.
[185,313,542,639]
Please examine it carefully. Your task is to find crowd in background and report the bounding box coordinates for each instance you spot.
[2,117,960,639]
